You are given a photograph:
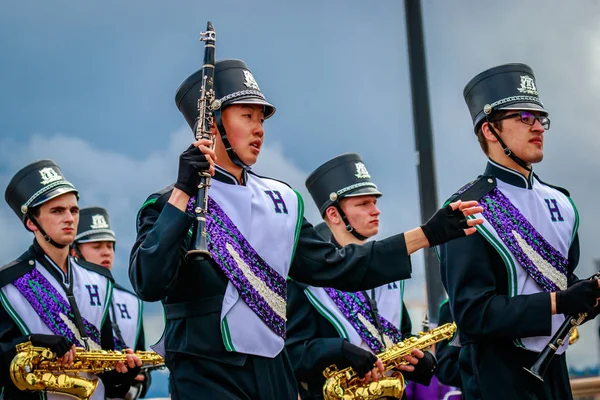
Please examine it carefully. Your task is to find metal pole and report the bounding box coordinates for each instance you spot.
[403,0,445,324]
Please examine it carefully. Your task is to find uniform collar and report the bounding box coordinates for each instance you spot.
[31,239,72,286]
[484,159,535,190]
[214,165,248,186]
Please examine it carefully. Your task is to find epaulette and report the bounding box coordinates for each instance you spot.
[73,257,115,282]
[114,282,138,297]
[533,173,571,197]
[446,175,497,204]
[136,184,175,231]
[0,251,35,288]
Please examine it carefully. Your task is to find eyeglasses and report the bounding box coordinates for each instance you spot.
[490,111,550,130]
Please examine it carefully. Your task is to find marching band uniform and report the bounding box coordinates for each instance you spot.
[439,64,599,400]
[0,160,137,400]
[129,61,415,400]
[286,154,436,400]
[73,207,150,399]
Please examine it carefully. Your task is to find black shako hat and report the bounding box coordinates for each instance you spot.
[75,206,116,244]
[306,153,382,216]
[463,63,546,133]
[5,159,79,227]
[175,59,275,131]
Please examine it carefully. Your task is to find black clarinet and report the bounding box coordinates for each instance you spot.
[524,272,600,381]
[185,21,220,260]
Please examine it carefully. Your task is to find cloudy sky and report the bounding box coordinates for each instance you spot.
[1,0,599,373]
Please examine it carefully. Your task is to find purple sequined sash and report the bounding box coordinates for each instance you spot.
[480,188,568,292]
[324,288,402,353]
[188,196,287,338]
[12,268,102,347]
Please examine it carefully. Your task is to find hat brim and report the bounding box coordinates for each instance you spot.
[30,186,79,209]
[342,187,383,198]
[228,97,276,119]
[75,232,116,243]
[497,102,546,114]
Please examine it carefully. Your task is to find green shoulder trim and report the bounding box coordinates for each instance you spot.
[304,288,349,340]
[101,280,114,327]
[566,197,579,245]
[0,289,30,334]
[221,317,235,352]
[136,197,159,234]
[289,190,305,265]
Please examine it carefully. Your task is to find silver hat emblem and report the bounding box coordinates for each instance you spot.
[243,70,260,90]
[39,167,62,185]
[90,215,109,229]
[517,75,538,96]
[354,162,371,179]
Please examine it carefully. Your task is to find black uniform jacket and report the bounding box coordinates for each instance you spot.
[129,170,413,368]
[439,162,580,400]
[434,300,462,389]
[0,240,133,399]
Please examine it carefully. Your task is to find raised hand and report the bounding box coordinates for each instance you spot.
[421,200,484,247]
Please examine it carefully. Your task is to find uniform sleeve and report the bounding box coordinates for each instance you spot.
[129,195,194,302]
[289,219,412,291]
[0,304,28,391]
[439,232,552,341]
[285,281,346,386]
[434,301,462,388]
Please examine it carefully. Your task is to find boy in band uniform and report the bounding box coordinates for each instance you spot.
[439,63,600,400]
[0,160,141,400]
[72,206,151,399]
[129,59,483,399]
[286,153,437,400]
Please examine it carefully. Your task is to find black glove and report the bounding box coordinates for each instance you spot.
[341,340,377,378]
[400,351,437,385]
[28,334,72,357]
[174,144,210,197]
[556,279,600,316]
[421,204,469,247]
[101,365,143,399]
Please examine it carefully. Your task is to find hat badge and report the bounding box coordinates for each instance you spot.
[39,167,62,186]
[354,162,371,179]
[243,70,260,90]
[329,192,338,202]
[517,75,538,96]
[90,215,109,230]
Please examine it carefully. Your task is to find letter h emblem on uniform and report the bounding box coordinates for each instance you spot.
[85,284,101,306]
[544,199,564,222]
[116,303,131,319]
[265,190,288,214]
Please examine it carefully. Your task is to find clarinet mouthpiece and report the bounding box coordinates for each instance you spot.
[207,21,214,31]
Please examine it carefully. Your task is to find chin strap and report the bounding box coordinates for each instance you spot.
[213,110,250,170]
[26,214,68,249]
[333,202,369,241]
[72,244,84,260]
[486,117,532,172]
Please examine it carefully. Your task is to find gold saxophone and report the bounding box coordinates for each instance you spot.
[322,322,457,400]
[10,341,165,400]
